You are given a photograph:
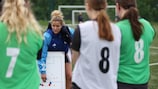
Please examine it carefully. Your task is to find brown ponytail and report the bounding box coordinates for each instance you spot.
[86,0,114,41]
[116,0,143,41]
[97,10,114,41]
[123,7,142,41]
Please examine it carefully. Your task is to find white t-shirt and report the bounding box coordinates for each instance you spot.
[72,21,121,89]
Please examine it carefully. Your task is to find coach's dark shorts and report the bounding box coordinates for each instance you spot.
[117,81,148,89]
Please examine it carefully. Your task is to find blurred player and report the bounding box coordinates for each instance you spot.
[0,0,43,89]
[78,12,83,23]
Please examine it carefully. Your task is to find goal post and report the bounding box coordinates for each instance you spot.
[58,5,116,26]
[58,5,85,11]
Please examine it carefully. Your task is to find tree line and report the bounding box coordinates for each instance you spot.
[31,0,158,22]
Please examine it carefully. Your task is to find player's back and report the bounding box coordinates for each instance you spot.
[0,22,43,89]
[116,18,155,84]
[72,21,121,89]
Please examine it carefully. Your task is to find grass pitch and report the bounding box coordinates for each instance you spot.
[148,23,158,89]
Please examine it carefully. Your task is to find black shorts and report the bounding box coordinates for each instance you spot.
[117,81,148,89]
[72,82,81,89]
[65,54,70,63]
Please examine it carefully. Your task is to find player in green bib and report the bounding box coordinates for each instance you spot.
[115,0,155,89]
[0,0,43,89]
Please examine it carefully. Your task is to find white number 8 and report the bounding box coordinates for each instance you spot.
[6,48,20,78]
[134,39,144,63]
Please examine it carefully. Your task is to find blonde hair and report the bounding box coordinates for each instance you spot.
[0,0,42,43]
[50,10,65,25]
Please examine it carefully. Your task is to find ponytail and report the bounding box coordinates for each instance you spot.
[97,10,114,41]
[122,7,143,41]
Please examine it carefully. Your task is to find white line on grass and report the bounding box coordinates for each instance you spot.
[150,46,158,49]
[150,62,158,66]
[150,51,158,54]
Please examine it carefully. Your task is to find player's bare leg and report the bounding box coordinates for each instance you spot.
[65,62,72,89]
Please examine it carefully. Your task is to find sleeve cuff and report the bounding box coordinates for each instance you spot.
[40,71,46,74]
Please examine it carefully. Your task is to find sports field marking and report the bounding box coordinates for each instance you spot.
[150,52,158,55]
[150,62,158,66]
[150,46,158,49]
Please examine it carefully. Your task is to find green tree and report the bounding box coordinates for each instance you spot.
[31,0,50,20]
[31,0,158,22]
[138,0,158,21]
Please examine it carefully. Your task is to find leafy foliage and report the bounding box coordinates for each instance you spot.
[30,0,158,22]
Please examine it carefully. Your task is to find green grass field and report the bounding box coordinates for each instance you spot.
[149,23,158,89]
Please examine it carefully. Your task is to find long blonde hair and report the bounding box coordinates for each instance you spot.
[0,0,42,43]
